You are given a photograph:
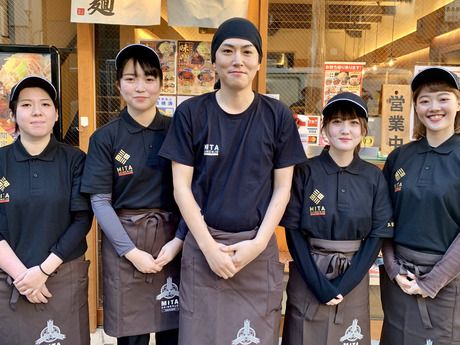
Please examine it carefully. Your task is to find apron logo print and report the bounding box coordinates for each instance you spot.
[203,144,219,156]
[339,319,363,345]
[424,340,433,345]
[156,277,179,313]
[35,320,66,345]
[0,177,10,203]
[232,319,260,345]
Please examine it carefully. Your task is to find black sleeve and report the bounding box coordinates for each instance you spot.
[369,172,394,238]
[50,210,93,261]
[280,163,307,230]
[273,106,307,169]
[286,228,340,303]
[158,105,195,166]
[81,130,115,194]
[332,237,382,296]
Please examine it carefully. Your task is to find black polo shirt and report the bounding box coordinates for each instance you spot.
[81,108,175,211]
[282,149,393,239]
[383,134,460,254]
[159,92,306,232]
[0,136,90,267]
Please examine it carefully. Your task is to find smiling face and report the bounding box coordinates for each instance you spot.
[14,87,58,141]
[213,38,260,92]
[118,58,161,116]
[414,85,460,141]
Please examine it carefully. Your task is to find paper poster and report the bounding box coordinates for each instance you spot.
[156,95,176,117]
[323,62,365,106]
[141,40,177,95]
[177,41,215,96]
[167,0,248,28]
[380,84,411,155]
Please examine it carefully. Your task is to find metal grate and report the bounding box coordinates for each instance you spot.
[266,0,460,120]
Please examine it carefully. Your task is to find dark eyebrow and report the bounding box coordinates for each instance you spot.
[220,43,255,49]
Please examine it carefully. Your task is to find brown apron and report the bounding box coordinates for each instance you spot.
[102,209,180,337]
[0,257,90,345]
[178,227,284,345]
[380,244,460,345]
[282,238,371,345]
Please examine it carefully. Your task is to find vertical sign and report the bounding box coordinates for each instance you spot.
[380,84,411,155]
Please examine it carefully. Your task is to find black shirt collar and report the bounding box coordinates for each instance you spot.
[121,108,168,134]
[416,134,460,155]
[13,135,58,162]
[319,149,362,175]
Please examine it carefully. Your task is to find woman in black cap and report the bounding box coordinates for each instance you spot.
[159,17,306,345]
[81,44,182,345]
[380,67,460,345]
[0,76,92,344]
[281,92,393,345]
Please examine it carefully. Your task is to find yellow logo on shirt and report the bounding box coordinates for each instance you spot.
[115,150,134,176]
[310,189,324,205]
[394,168,405,192]
[0,177,10,203]
[115,149,131,164]
[309,189,326,216]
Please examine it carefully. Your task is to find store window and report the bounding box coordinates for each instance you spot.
[266,0,460,152]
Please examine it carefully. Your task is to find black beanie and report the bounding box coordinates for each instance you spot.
[211,17,262,63]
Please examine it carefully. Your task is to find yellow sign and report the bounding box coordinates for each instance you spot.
[380,85,411,155]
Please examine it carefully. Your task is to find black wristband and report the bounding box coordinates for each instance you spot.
[39,264,52,277]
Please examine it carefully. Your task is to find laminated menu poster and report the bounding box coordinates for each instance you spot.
[177,41,215,95]
[323,62,365,106]
[141,40,177,95]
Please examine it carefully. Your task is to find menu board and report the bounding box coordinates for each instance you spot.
[177,41,215,95]
[141,40,177,94]
[323,62,365,106]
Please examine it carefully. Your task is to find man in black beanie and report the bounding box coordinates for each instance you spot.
[159,17,305,345]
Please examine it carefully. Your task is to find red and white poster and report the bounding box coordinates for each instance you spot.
[323,62,365,106]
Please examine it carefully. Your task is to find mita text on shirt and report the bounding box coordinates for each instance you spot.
[203,144,220,156]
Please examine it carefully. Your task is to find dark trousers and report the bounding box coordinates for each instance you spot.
[117,329,178,345]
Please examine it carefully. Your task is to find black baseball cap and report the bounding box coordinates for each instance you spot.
[9,76,57,110]
[322,92,368,121]
[115,44,161,71]
[411,67,460,92]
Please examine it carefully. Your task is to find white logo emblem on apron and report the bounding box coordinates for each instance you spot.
[156,277,180,313]
[424,340,433,345]
[232,319,260,345]
[35,320,66,344]
[339,319,363,344]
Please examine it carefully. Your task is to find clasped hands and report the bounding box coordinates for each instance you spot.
[14,266,52,304]
[395,271,428,298]
[203,239,264,279]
